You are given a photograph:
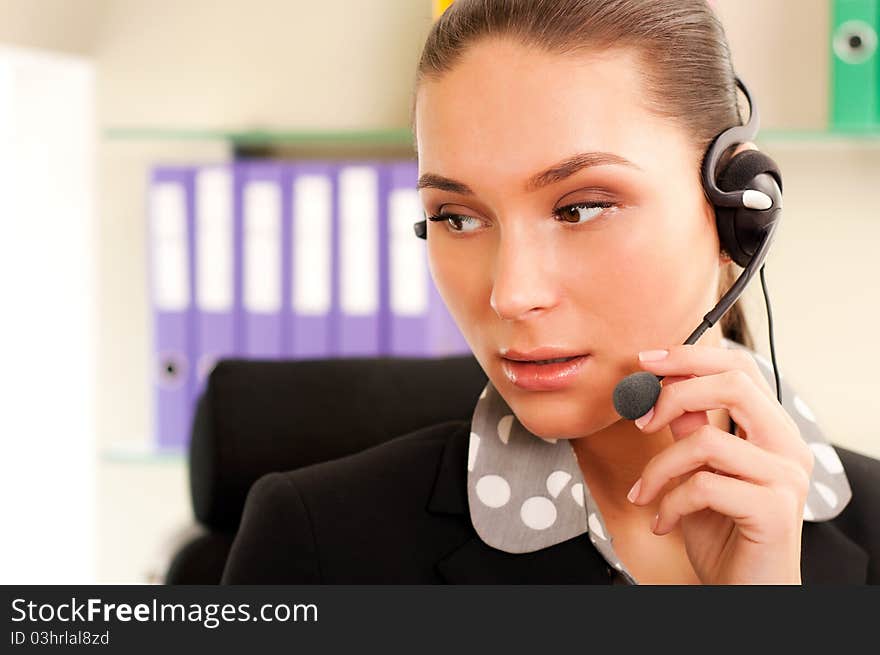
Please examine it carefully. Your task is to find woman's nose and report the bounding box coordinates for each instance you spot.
[489,234,559,321]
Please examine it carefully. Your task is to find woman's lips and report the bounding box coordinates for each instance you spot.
[500,354,591,391]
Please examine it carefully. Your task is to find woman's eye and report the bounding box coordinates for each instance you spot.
[554,202,614,225]
[426,213,483,234]
[425,201,615,235]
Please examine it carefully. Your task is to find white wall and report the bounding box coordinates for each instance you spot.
[715,0,880,457]
[715,0,830,129]
[733,142,880,457]
[0,0,110,56]
[0,45,97,583]
[95,0,431,128]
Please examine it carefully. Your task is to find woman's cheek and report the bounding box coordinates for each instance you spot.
[634,229,718,343]
[427,242,486,341]
[607,223,691,342]
[427,239,463,300]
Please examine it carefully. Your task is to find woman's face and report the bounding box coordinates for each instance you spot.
[414,39,727,441]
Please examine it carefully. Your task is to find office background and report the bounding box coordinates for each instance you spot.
[0,0,877,584]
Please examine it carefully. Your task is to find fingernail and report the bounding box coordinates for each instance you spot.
[652,513,660,533]
[634,407,654,430]
[639,349,669,362]
[626,478,642,504]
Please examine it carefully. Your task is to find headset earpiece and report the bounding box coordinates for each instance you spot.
[712,149,783,269]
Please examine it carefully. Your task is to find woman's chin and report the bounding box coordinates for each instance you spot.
[499,392,613,441]
[483,360,623,439]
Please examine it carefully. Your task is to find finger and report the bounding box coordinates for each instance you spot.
[631,424,811,506]
[655,374,710,443]
[638,343,779,406]
[653,470,773,537]
[635,368,804,462]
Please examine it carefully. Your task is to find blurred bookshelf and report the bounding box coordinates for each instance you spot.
[103,126,421,465]
[758,127,880,145]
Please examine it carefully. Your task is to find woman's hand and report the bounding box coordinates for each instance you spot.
[626,343,815,584]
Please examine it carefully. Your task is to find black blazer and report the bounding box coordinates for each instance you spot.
[220,419,879,584]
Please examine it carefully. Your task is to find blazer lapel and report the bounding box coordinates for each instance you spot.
[801,520,869,584]
[434,532,614,584]
[426,421,612,584]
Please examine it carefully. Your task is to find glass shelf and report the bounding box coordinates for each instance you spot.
[101,441,186,464]
[103,126,415,146]
[757,127,880,144]
[103,125,880,150]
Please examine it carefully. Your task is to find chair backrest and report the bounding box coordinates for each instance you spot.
[188,354,487,532]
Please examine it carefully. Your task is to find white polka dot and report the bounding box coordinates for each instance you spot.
[520,496,557,530]
[497,414,514,444]
[546,470,571,498]
[570,483,584,507]
[802,503,814,521]
[476,475,510,508]
[814,480,838,508]
[793,395,816,423]
[588,512,607,540]
[467,432,480,472]
[810,442,844,474]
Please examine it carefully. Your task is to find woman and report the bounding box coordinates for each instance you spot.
[221,0,879,584]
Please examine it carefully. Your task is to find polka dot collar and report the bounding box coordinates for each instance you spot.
[466,338,853,584]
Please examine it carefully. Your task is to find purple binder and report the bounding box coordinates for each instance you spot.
[334,160,386,357]
[148,166,196,450]
[386,159,425,356]
[192,164,238,399]
[284,161,336,358]
[386,159,471,357]
[235,161,284,359]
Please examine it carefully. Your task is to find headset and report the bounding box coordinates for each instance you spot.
[412,76,784,422]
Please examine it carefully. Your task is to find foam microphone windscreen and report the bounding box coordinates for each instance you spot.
[613,371,662,420]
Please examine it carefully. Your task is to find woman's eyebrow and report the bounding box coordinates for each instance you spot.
[417,151,642,195]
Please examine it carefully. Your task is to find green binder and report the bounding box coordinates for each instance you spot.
[831,0,879,129]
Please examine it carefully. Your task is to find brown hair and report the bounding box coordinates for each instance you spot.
[411,0,754,350]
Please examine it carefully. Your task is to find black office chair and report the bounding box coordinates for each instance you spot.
[163,354,487,584]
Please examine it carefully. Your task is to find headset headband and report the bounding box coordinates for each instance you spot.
[701,77,761,209]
